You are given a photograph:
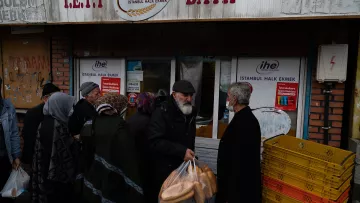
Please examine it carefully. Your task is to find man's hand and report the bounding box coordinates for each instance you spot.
[184,149,195,161]
[12,158,21,170]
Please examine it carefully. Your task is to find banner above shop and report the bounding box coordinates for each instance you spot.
[45,0,360,23]
[3,0,360,24]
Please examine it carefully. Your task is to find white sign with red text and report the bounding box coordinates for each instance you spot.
[79,58,125,98]
[237,58,301,109]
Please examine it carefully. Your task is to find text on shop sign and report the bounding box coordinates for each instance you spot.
[82,72,119,77]
[256,60,279,75]
[238,76,296,82]
[64,0,103,8]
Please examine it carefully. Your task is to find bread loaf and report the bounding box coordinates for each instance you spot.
[199,173,213,199]
[193,181,205,203]
[161,170,179,192]
[160,190,194,203]
[161,181,194,201]
[202,165,211,172]
[206,171,217,194]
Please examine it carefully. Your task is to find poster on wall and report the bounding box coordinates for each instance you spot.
[79,59,123,98]
[237,58,300,109]
[275,82,299,111]
[127,81,141,93]
[127,61,142,71]
[128,93,138,107]
[101,77,121,95]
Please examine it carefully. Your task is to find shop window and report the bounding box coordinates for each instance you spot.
[176,57,216,138]
[126,59,171,118]
[217,59,232,139]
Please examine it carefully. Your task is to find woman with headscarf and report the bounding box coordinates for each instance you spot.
[127,92,156,202]
[32,92,76,203]
[79,93,145,203]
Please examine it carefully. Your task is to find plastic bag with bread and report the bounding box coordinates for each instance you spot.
[159,159,217,203]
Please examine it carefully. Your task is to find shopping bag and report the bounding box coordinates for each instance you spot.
[0,168,30,198]
[159,159,217,203]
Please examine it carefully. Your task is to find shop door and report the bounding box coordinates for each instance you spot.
[236,57,306,142]
[2,37,50,109]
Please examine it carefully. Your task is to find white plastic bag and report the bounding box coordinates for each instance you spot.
[1,167,30,198]
[159,159,217,203]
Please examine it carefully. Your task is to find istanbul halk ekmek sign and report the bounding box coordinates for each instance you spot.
[115,0,170,21]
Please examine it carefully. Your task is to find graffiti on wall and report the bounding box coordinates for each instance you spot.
[0,0,46,22]
[4,55,49,104]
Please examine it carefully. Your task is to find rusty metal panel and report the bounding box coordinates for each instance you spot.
[2,37,50,109]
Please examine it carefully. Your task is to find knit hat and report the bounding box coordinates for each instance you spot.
[42,83,60,98]
[172,80,195,94]
[80,82,99,97]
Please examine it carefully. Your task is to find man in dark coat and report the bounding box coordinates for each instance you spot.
[147,80,197,203]
[22,83,60,165]
[69,82,101,136]
[216,82,261,203]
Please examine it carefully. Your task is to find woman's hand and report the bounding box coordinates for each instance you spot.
[12,158,21,170]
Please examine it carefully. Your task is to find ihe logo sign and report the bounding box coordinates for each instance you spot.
[256,60,279,74]
[92,60,108,72]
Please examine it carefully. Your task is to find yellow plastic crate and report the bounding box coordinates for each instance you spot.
[264,135,355,176]
[263,187,302,203]
[262,167,351,200]
[262,153,354,189]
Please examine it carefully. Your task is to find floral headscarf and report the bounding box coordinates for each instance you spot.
[136,92,156,115]
[95,93,128,116]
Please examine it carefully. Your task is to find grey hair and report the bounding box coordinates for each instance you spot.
[228,82,251,105]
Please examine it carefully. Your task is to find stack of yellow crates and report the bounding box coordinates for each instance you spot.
[262,135,355,203]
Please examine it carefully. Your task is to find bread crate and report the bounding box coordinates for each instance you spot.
[262,167,351,200]
[262,153,353,189]
[263,187,301,203]
[264,135,355,176]
[262,176,350,203]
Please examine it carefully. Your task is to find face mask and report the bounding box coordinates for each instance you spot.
[226,100,234,112]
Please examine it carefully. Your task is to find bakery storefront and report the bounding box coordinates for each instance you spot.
[72,22,311,172]
[47,0,353,172]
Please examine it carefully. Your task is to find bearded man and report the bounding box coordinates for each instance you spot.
[147,80,197,203]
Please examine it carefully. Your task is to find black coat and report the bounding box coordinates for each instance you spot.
[22,103,45,164]
[80,115,144,203]
[147,97,196,202]
[128,111,151,163]
[69,99,97,136]
[128,111,152,202]
[216,106,262,203]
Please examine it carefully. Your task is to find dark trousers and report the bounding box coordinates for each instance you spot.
[0,156,14,203]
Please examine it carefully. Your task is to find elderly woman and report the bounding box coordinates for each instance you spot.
[216,82,261,203]
[32,92,76,203]
[80,93,144,203]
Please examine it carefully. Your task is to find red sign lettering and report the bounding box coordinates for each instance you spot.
[64,0,103,9]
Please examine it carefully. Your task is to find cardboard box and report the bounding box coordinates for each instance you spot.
[349,138,360,165]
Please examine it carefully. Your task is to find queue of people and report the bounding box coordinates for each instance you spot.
[0,79,261,203]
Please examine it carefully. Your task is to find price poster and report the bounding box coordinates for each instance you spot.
[101,77,120,95]
[274,82,299,111]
